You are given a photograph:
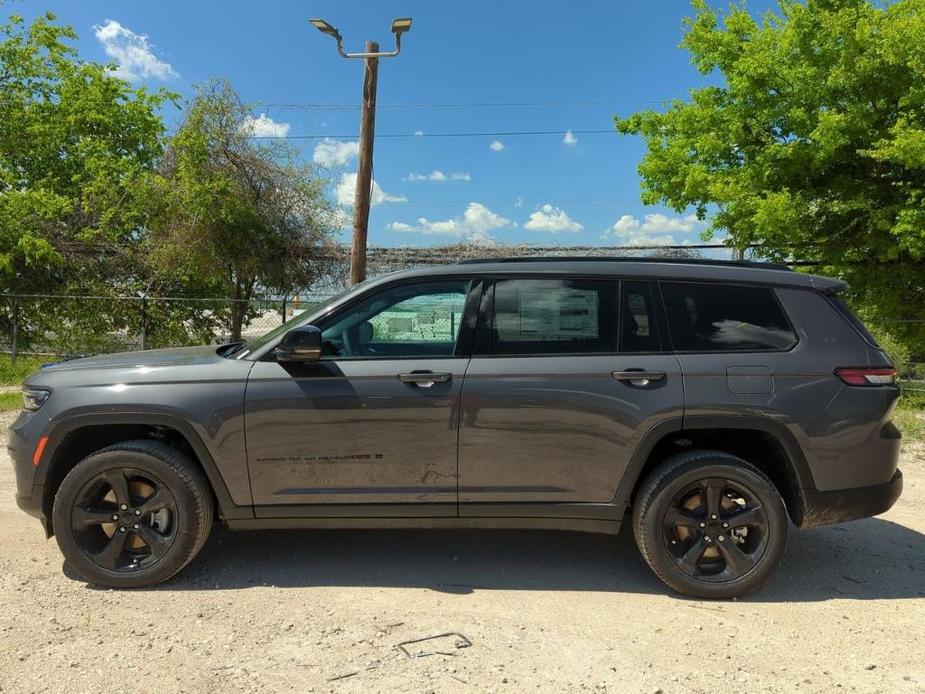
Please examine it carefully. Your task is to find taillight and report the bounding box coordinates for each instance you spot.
[834,367,897,386]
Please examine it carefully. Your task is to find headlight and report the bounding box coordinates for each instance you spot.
[22,388,50,412]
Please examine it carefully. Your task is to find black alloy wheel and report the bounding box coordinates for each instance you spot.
[662,477,769,582]
[53,440,213,588]
[633,450,789,599]
[70,468,178,573]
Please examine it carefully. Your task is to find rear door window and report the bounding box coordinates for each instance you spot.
[660,281,797,352]
[487,278,618,355]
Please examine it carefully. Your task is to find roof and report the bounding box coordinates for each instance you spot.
[457,256,793,271]
[387,257,846,292]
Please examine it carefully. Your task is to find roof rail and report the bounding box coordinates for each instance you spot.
[455,256,793,271]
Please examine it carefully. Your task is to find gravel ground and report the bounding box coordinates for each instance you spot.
[1,409,923,694]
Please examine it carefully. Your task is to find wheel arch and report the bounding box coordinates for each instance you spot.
[618,415,813,526]
[38,412,250,536]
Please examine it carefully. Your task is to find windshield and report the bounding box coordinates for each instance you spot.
[233,279,377,359]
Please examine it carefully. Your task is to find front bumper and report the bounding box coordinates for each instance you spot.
[800,469,903,528]
[16,488,47,525]
[8,408,52,526]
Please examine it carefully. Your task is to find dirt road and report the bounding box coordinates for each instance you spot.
[1,409,923,693]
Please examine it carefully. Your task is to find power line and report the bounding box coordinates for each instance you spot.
[259,98,681,111]
[252,128,616,140]
[392,198,646,207]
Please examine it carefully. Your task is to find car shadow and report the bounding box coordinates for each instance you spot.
[66,515,925,601]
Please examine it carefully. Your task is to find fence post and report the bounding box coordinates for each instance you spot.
[11,296,19,367]
[281,295,288,324]
[140,293,148,351]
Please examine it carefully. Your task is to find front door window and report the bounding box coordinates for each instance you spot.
[320,279,470,358]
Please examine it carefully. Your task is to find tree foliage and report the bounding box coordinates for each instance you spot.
[616,0,925,352]
[0,12,171,294]
[0,15,337,352]
[146,80,338,340]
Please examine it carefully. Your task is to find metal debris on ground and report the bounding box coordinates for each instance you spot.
[396,632,473,659]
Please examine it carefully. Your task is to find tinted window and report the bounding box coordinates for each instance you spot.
[661,282,796,352]
[320,279,470,358]
[620,281,662,352]
[488,278,618,355]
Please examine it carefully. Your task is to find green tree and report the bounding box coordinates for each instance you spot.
[0,12,172,294]
[616,0,925,352]
[0,12,178,353]
[146,80,338,341]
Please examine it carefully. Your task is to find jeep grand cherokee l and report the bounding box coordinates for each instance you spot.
[9,258,903,598]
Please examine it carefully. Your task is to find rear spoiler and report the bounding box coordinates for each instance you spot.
[810,276,848,294]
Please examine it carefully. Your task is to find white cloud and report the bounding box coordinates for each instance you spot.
[404,170,471,182]
[563,130,578,146]
[514,197,524,208]
[93,19,177,81]
[602,212,705,246]
[386,221,415,232]
[336,173,407,206]
[313,138,358,166]
[523,204,583,233]
[611,213,702,235]
[242,113,290,138]
[386,202,513,238]
[489,140,505,152]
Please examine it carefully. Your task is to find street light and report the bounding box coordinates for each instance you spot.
[309,17,412,59]
[308,17,413,286]
[308,19,341,40]
[391,17,412,35]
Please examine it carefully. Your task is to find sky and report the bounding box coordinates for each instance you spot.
[7,0,782,249]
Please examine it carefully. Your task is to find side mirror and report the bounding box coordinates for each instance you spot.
[277,325,322,362]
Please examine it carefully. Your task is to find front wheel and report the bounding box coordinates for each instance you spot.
[632,450,789,599]
[53,440,213,588]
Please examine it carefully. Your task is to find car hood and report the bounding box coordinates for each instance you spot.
[36,345,228,373]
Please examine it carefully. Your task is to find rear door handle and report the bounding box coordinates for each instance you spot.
[612,370,666,387]
[398,371,452,388]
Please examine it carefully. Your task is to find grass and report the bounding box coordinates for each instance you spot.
[0,354,48,411]
[896,386,925,442]
[0,391,21,411]
[0,354,47,386]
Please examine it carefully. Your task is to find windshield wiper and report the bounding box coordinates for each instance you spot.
[219,342,246,358]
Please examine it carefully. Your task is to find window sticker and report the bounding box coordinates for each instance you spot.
[517,288,599,340]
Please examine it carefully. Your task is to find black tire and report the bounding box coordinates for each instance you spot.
[632,450,788,599]
[52,440,213,588]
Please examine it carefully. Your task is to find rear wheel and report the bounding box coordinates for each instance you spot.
[53,440,213,588]
[632,450,788,599]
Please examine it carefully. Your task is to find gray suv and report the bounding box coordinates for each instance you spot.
[9,258,903,598]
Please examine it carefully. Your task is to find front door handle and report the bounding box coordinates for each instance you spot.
[398,371,452,388]
[612,370,666,387]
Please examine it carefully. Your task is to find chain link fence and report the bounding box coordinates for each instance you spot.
[0,243,785,360]
[3,291,925,365]
[0,293,334,359]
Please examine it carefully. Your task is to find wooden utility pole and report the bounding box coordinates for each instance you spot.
[350,40,379,286]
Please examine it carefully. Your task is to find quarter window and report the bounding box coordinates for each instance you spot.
[488,279,618,355]
[661,281,797,352]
